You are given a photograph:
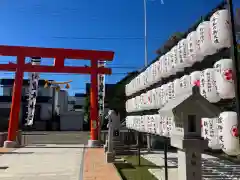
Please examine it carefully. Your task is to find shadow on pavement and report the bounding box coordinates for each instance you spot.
[23,145,86,149]
[0,152,34,155]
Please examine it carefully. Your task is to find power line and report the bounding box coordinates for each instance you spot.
[52,36,145,40]
[1,72,129,76]
[0,61,140,69]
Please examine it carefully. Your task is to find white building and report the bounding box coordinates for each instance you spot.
[0,79,84,131]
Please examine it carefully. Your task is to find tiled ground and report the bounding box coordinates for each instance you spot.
[142,152,240,180]
[83,148,121,180]
[0,144,84,180]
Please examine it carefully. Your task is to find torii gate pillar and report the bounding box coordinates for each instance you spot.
[88,60,100,147]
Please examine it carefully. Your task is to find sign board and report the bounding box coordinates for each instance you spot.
[98,61,106,120]
[25,58,41,126]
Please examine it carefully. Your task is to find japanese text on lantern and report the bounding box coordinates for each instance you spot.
[199,28,204,44]
[200,72,207,98]
[206,72,211,92]
[211,16,219,44]
[217,116,224,149]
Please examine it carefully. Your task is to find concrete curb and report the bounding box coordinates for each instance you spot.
[113,163,124,180]
[79,145,86,180]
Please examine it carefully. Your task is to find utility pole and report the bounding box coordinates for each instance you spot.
[144,0,148,67]
[143,0,152,152]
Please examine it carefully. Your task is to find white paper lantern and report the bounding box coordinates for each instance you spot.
[179,39,190,67]
[170,46,182,73]
[186,31,203,64]
[167,50,176,75]
[151,115,157,134]
[125,84,129,96]
[143,93,148,110]
[154,87,159,108]
[161,116,168,137]
[133,97,138,112]
[176,40,188,71]
[127,99,131,112]
[160,55,168,78]
[151,89,157,109]
[126,100,129,113]
[196,21,216,57]
[133,116,138,130]
[136,96,141,111]
[126,116,129,128]
[150,64,156,85]
[179,75,191,94]
[161,84,169,106]
[133,116,137,130]
[143,71,147,89]
[137,74,141,91]
[139,95,143,111]
[173,78,182,97]
[219,111,240,156]
[156,114,163,136]
[207,118,221,150]
[201,118,208,139]
[210,9,231,49]
[200,71,207,99]
[156,58,162,82]
[214,59,235,99]
[139,116,145,132]
[132,79,136,94]
[146,90,153,110]
[190,71,201,87]
[165,52,173,77]
[145,115,151,133]
[126,83,131,96]
[129,116,133,129]
[166,116,174,137]
[141,72,145,90]
[152,62,158,84]
[128,99,132,112]
[145,67,151,87]
[137,116,142,131]
[144,115,149,132]
[167,81,175,101]
[128,98,133,112]
[202,68,221,103]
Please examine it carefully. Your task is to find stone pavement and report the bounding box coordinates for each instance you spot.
[83,148,121,180]
[142,151,240,180]
[0,144,85,180]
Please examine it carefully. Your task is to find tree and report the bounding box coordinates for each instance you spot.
[83,94,90,130]
[82,71,139,129]
[107,71,139,121]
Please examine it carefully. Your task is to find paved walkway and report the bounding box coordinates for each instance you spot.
[0,144,84,180]
[83,148,121,180]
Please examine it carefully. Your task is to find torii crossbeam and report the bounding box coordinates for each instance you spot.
[0,45,114,148]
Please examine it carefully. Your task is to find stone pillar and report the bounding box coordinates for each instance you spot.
[171,138,208,180]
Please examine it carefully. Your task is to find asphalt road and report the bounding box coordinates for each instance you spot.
[21,131,90,145]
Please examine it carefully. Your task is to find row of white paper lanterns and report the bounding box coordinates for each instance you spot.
[126,9,231,96]
[126,58,234,113]
[126,111,240,156]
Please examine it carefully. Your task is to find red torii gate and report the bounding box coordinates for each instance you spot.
[0,45,114,148]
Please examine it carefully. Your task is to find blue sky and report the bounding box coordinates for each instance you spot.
[0,0,239,95]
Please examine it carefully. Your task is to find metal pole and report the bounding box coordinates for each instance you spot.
[143,0,148,67]
[226,0,240,137]
[164,137,168,180]
[143,0,152,152]
[138,131,141,166]
[51,87,56,131]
